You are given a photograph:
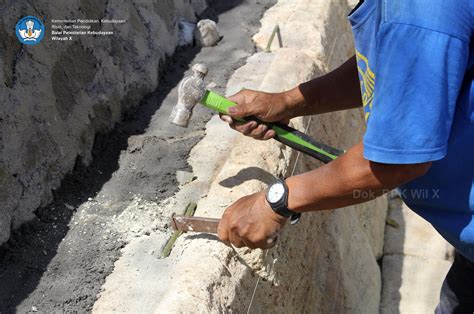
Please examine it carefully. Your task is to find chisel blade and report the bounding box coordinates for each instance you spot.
[171,215,220,234]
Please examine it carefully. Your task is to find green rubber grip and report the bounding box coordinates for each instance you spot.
[200,90,344,163]
[200,90,236,115]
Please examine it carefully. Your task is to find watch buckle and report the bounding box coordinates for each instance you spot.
[290,213,301,225]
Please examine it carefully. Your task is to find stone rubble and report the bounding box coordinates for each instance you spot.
[195,19,220,47]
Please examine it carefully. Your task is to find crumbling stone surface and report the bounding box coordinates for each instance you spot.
[0,0,207,245]
[253,0,356,72]
[144,0,387,313]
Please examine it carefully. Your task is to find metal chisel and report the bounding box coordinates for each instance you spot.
[171,214,220,234]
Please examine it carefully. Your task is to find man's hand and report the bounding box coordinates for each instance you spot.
[220,56,363,141]
[217,191,288,249]
[220,89,303,140]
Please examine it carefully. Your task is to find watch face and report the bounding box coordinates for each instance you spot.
[267,182,285,204]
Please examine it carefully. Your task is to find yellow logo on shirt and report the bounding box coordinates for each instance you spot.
[356,50,375,121]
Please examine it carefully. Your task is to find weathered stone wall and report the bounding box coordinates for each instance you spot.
[0,0,207,244]
[105,0,387,312]
[236,1,388,311]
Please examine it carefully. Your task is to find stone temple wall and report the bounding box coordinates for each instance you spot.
[0,0,207,244]
[96,0,388,312]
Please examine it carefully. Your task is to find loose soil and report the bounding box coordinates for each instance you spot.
[0,0,275,312]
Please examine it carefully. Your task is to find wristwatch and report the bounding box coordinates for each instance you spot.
[265,179,301,224]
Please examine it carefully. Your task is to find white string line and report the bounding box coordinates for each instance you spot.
[330,260,341,314]
[245,10,347,309]
[246,249,268,314]
[289,116,313,177]
[246,117,312,314]
[325,24,344,314]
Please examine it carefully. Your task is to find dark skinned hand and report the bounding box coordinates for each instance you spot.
[217,191,288,249]
[220,89,294,140]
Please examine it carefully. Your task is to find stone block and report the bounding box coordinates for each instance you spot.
[253,0,355,69]
[384,201,452,260]
[380,255,451,314]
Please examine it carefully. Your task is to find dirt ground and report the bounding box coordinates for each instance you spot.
[0,0,274,312]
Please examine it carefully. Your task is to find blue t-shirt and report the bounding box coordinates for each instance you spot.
[349,0,474,261]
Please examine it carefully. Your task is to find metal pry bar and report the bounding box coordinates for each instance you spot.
[265,24,282,52]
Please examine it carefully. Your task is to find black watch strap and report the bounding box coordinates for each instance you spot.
[266,180,301,223]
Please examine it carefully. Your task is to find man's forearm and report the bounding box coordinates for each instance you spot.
[286,142,431,212]
[284,56,363,118]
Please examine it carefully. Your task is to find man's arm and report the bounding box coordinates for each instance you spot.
[221,56,362,140]
[288,55,363,117]
[286,142,431,212]
[217,142,431,249]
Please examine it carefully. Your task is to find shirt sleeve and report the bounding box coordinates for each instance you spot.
[363,22,468,164]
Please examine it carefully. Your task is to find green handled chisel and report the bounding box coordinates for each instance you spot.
[201,91,344,163]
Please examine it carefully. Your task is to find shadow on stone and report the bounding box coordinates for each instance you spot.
[183,233,220,242]
[219,166,276,188]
